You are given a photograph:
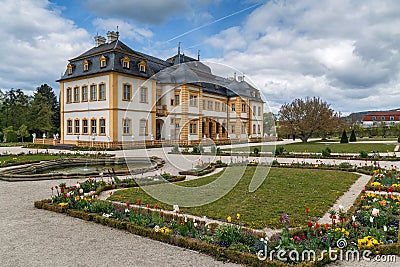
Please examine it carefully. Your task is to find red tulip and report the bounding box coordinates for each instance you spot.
[315,223,320,229]
[324,223,329,230]
[306,206,309,214]
[136,199,141,205]
[154,204,159,209]
[146,203,151,209]
[301,235,306,240]
[160,212,164,217]
[125,202,130,207]
[307,221,313,228]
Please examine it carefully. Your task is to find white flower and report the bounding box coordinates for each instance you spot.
[154,225,160,232]
[79,189,83,194]
[193,218,196,223]
[184,217,188,223]
[84,193,89,197]
[372,208,380,217]
[125,209,129,213]
[370,216,374,223]
[80,196,84,199]
[384,225,388,232]
[76,183,80,188]
[352,215,356,222]
[338,205,344,211]
[173,205,179,212]
[194,223,198,228]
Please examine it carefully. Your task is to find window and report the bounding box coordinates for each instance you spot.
[215,102,220,112]
[100,55,107,68]
[381,116,385,121]
[390,116,395,121]
[90,119,97,134]
[175,94,180,105]
[66,88,72,103]
[203,100,206,110]
[67,120,72,134]
[123,119,131,135]
[253,124,256,134]
[241,124,246,134]
[170,99,174,106]
[231,125,235,134]
[123,84,131,101]
[253,105,256,116]
[372,116,376,121]
[222,103,227,112]
[82,119,88,134]
[67,64,73,75]
[190,122,197,134]
[189,95,197,107]
[98,83,106,100]
[73,87,79,102]
[258,106,261,116]
[139,61,146,73]
[99,119,106,135]
[83,60,89,72]
[207,101,213,110]
[241,104,246,113]
[74,120,80,134]
[90,85,97,101]
[122,56,130,69]
[222,123,226,134]
[231,104,235,112]
[81,86,88,102]
[258,125,261,134]
[140,87,148,103]
[140,119,148,136]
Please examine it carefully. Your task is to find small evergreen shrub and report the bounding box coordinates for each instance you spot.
[321,147,331,157]
[349,130,357,142]
[253,147,260,156]
[340,130,349,143]
[275,146,285,155]
[359,151,368,158]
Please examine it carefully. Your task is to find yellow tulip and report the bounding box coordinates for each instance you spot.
[227,216,232,223]
[236,213,241,220]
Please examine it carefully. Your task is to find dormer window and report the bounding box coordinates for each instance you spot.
[139,61,146,73]
[83,60,89,72]
[67,64,73,75]
[100,55,107,68]
[122,56,130,69]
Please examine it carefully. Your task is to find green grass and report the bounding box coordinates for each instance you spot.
[108,167,359,229]
[227,141,396,154]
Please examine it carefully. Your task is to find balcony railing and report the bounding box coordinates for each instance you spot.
[156,105,168,117]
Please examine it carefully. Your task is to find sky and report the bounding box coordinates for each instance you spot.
[1,0,400,114]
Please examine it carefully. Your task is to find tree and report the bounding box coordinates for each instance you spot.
[17,124,29,142]
[34,84,60,133]
[349,129,357,142]
[278,97,338,143]
[28,92,54,134]
[340,130,349,143]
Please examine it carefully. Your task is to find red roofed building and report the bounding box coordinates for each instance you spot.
[362,111,400,127]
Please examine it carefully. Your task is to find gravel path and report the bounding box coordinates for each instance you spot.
[0,178,242,267]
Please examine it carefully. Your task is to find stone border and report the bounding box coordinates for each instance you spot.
[0,156,164,182]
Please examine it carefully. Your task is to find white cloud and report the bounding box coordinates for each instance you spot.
[204,0,400,113]
[92,18,154,42]
[0,0,92,92]
[85,0,190,25]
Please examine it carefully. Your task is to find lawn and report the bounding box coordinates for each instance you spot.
[108,167,359,229]
[227,141,396,154]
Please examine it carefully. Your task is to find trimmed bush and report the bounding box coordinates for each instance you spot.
[340,130,348,143]
[349,129,357,142]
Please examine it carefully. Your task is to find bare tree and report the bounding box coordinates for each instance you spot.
[278,97,339,142]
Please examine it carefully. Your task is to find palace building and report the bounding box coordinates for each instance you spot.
[58,31,264,147]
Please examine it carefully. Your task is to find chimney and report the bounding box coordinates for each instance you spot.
[197,50,200,61]
[107,31,119,43]
[94,35,106,47]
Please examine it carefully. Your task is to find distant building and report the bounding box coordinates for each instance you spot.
[57,31,264,147]
[362,110,400,127]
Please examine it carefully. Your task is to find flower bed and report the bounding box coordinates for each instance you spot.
[179,164,215,176]
[365,168,400,193]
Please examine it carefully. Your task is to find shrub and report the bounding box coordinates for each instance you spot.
[192,146,199,153]
[359,151,368,158]
[253,147,260,156]
[349,129,357,142]
[340,130,348,143]
[216,147,221,155]
[272,160,280,166]
[275,146,285,155]
[210,145,216,154]
[171,145,179,153]
[321,147,331,157]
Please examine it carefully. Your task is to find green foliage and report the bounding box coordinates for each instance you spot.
[253,147,259,155]
[349,129,357,142]
[171,145,179,153]
[274,146,285,155]
[17,124,29,142]
[210,145,216,154]
[321,147,331,157]
[340,130,349,143]
[215,224,245,246]
[3,126,17,142]
[359,151,368,158]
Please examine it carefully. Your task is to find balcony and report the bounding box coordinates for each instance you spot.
[156,105,168,117]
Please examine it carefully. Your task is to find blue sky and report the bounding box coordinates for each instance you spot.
[1,0,400,114]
